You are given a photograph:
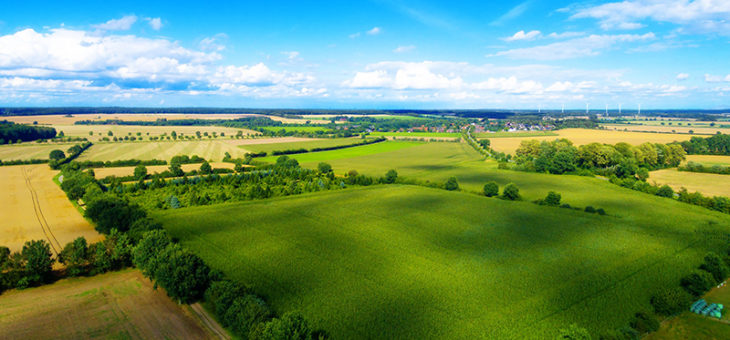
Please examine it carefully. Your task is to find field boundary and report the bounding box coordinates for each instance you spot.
[22,166,63,255]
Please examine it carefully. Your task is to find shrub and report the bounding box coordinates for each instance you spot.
[584,206,596,213]
[444,177,459,191]
[252,311,317,340]
[200,161,212,174]
[557,323,591,340]
[650,287,693,316]
[655,185,675,198]
[680,269,716,296]
[629,312,659,334]
[49,149,65,160]
[384,169,398,184]
[596,208,606,215]
[544,191,561,206]
[502,183,520,200]
[317,162,332,174]
[700,252,729,284]
[483,182,499,197]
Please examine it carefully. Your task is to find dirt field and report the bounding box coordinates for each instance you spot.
[0,269,217,340]
[0,164,103,254]
[649,169,730,197]
[489,128,693,154]
[92,162,236,178]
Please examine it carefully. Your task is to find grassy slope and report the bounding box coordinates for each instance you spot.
[257,140,421,163]
[156,184,730,339]
[244,138,366,154]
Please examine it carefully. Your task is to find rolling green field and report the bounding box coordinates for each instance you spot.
[77,140,250,162]
[156,185,730,339]
[243,138,367,154]
[368,131,462,138]
[257,140,421,163]
[258,126,330,133]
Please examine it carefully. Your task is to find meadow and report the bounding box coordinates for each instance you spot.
[257,140,421,163]
[649,169,730,197]
[77,140,251,162]
[0,269,214,339]
[368,131,462,138]
[242,137,361,154]
[156,184,730,339]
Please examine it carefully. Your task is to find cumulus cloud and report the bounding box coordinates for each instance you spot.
[393,45,416,53]
[705,74,730,83]
[493,33,655,60]
[572,0,730,34]
[676,73,689,80]
[93,15,137,31]
[199,34,227,52]
[367,27,382,35]
[146,17,162,30]
[503,30,541,42]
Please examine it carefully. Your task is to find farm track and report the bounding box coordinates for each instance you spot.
[191,303,231,340]
[21,166,62,255]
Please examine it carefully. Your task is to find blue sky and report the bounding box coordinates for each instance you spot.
[1,0,730,109]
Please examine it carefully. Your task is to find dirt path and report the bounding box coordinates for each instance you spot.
[22,166,63,255]
[191,303,231,340]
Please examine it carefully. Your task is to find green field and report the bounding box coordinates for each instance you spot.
[78,140,250,162]
[243,138,368,154]
[474,131,559,138]
[259,126,330,133]
[368,131,462,138]
[647,284,730,339]
[156,184,730,339]
[257,140,421,163]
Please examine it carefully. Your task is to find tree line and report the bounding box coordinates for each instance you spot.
[677,134,730,155]
[0,120,56,144]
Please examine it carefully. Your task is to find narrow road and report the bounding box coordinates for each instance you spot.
[22,166,63,255]
[190,303,230,340]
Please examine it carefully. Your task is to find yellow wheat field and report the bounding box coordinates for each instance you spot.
[649,168,730,198]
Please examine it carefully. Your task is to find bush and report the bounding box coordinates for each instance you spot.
[680,269,716,296]
[655,185,675,198]
[596,208,606,215]
[85,196,146,234]
[557,323,591,340]
[317,162,332,174]
[650,287,693,316]
[502,183,520,200]
[700,252,729,284]
[384,169,398,184]
[49,149,65,160]
[444,177,459,191]
[252,311,317,340]
[483,182,499,197]
[629,312,659,334]
[584,206,596,213]
[544,191,561,206]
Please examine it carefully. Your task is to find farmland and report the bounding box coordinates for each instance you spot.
[0,269,215,339]
[646,284,730,339]
[52,124,258,142]
[156,185,730,339]
[368,131,462,138]
[684,155,730,166]
[77,140,250,162]
[602,123,730,135]
[0,143,77,161]
[242,137,362,154]
[0,164,102,253]
[257,140,421,163]
[649,169,730,197]
[258,126,329,133]
[91,162,235,179]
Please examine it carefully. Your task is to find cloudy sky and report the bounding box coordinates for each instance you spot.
[1,0,730,109]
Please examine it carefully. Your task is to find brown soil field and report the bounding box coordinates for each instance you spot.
[489,128,693,154]
[92,162,236,178]
[0,164,103,254]
[3,113,324,125]
[0,269,217,340]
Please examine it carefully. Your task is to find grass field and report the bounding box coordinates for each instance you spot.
[646,284,730,339]
[0,143,77,160]
[243,138,364,154]
[685,155,730,166]
[156,184,730,339]
[0,269,214,339]
[649,169,730,197]
[368,131,462,138]
[78,140,251,162]
[0,164,103,254]
[474,131,559,138]
[257,140,421,163]
[488,128,692,154]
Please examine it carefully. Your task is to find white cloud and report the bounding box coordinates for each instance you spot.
[676,73,689,80]
[547,32,585,39]
[93,15,137,31]
[472,77,543,94]
[704,74,730,83]
[199,34,227,52]
[282,51,300,60]
[572,0,730,35]
[491,1,531,26]
[503,30,541,42]
[146,17,162,31]
[393,45,416,53]
[348,70,392,88]
[493,33,655,60]
[367,27,382,35]
[348,32,361,39]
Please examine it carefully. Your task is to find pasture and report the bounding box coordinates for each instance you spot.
[649,169,730,197]
[156,185,730,339]
[77,140,250,162]
[0,269,214,339]
[488,128,692,154]
[0,164,102,254]
[257,140,421,163]
[242,137,362,154]
[0,143,77,161]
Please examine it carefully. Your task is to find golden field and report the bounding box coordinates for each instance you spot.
[649,169,730,198]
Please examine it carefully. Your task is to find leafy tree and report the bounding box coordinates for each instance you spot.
[132,230,171,278]
[629,312,659,334]
[444,176,459,191]
[483,182,499,197]
[252,311,316,340]
[59,237,89,277]
[680,269,715,296]
[200,161,212,174]
[502,183,520,200]
[154,244,211,303]
[205,280,248,324]
[317,162,332,174]
[85,196,146,234]
[700,252,729,283]
[650,287,692,316]
[169,162,184,177]
[133,164,148,180]
[557,324,591,340]
[128,217,162,243]
[0,246,10,268]
[49,149,65,160]
[635,168,649,181]
[544,191,562,206]
[168,195,181,209]
[655,185,675,198]
[234,161,246,173]
[224,294,272,337]
[384,169,398,184]
[584,206,597,213]
[22,240,54,285]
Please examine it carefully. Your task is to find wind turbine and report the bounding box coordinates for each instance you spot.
[619,103,622,116]
[561,103,565,114]
[585,103,589,114]
[638,103,641,116]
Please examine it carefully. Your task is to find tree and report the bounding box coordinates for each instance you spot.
[200,161,212,174]
[133,164,148,181]
[133,230,171,278]
[651,287,692,316]
[502,183,520,200]
[206,280,248,323]
[22,240,54,285]
[444,177,459,191]
[0,246,10,268]
[483,182,499,197]
[59,237,89,277]
[169,162,184,177]
[85,196,146,234]
[154,244,211,303]
[700,252,729,283]
[635,167,649,181]
[655,185,675,198]
[384,169,398,184]
[317,162,332,174]
[544,191,561,206]
[629,312,659,334]
[252,311,316,340]
[680,269,715,296]
[557,324,591,340]
[224,294,272,337]
[49,149,65,160]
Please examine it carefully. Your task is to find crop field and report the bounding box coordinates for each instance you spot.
[474,131,559,138]
[91,162,235,178]
[488,128,693,154]
[2,113,322,125]
[258,126,329,133]
[77,140,251,162]
[684,155,730,166]
[649,169,730,197]
[368,131,462,138]
[0,143,77,161]
[602,123,730,135]
[156,185,730,339]
[0,164,103,254]
[257,140,421,163]
[243,137,366,154]
[0,269,214,339]
[52,124,258,142]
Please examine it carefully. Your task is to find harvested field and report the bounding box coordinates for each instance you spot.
[3,113,325,125]
[51,124,258,142]
[649,169,730,197]
[0,269,217,340]
[0,143,77,161]
[0,164,102,254]
[489,128,692,154]
[684,155,730,166]
[222,137,321,148]
[77,141,250,162]
[602,123,730,135]
[92,162,235,178]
